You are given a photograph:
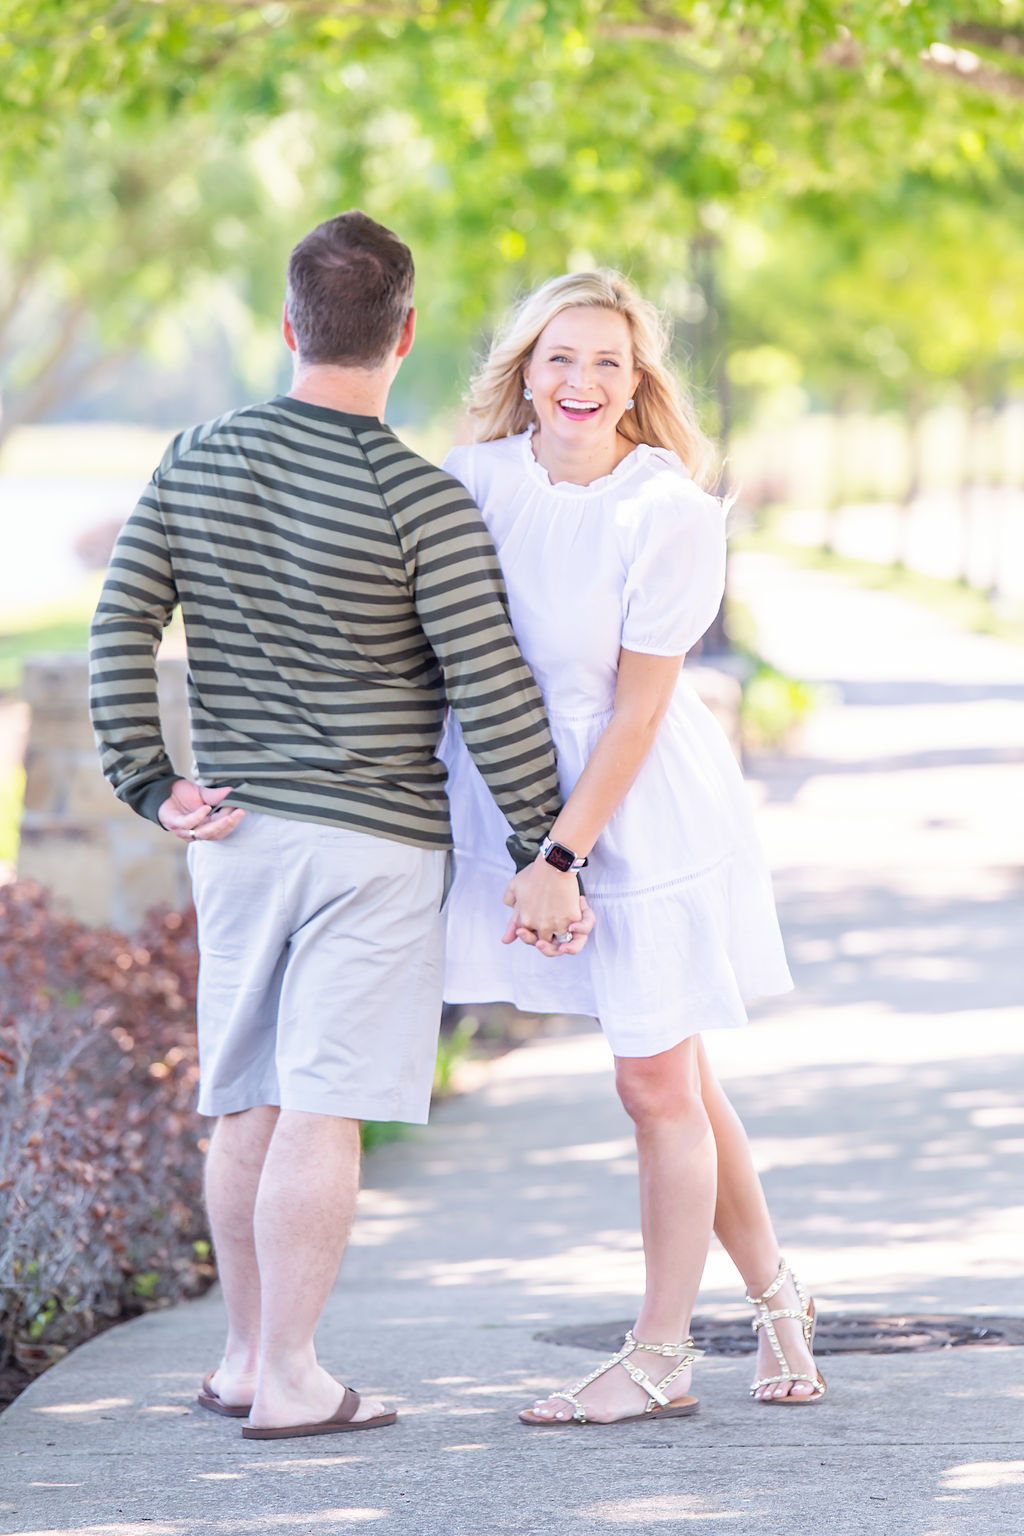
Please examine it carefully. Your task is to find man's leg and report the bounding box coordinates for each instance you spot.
[247,1110,387,1428]
[203,1105,279,1408]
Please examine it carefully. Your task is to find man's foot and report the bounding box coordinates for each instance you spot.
[200,1362,258,1415]
[247,1361,390,1430]
[747,1260,826,1403]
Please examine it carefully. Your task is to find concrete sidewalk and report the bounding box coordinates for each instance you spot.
[2,552,1022,1535]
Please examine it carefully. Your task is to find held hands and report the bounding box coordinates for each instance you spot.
[502,858,595,957]
[158,779,246,842]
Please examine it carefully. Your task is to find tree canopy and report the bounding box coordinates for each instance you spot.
[1,2,1022,438]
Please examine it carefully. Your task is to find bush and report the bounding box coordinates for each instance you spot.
[0,884,212,1370]
[740,662,823,751]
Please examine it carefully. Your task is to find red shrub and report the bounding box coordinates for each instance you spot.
[0,882,212,1366]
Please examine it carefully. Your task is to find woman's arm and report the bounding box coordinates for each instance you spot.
[508,648,684,949]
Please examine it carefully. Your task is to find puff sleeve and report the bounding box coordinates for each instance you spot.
[620,483,726,656]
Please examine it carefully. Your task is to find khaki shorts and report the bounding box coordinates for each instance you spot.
[188,812,449,1123]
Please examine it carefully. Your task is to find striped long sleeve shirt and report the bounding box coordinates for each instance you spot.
[88,396,562,850]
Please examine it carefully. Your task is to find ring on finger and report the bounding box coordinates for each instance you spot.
[551,930,573,945]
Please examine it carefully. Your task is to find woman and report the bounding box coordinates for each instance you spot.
[440,271,826,1426]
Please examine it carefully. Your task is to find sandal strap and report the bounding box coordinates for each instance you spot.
[751,1306,809,1333]
[554,1331,699,1419]
[745,1258,817,1383]
[750,1371,825,1398]
[745,1257,790,1308]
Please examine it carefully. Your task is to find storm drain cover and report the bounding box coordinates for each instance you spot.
[539,1314,1024,1357]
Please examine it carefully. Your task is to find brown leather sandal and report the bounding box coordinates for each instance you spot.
[196,1370,253,1419]
[241,1386,397,1439]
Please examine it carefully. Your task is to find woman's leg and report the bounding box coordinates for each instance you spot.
[696,1037,819,1399]
[528,1035,716,1423]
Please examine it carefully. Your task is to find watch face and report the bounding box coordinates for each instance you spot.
[543,842,575,873]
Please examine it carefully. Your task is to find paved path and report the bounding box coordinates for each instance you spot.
[1,553,1022,1535]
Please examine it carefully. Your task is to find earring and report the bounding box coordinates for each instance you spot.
[625,398,635,410]
[523,385,533,402]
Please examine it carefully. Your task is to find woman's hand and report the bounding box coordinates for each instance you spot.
[502,893,596,957]
[502,857,582,948]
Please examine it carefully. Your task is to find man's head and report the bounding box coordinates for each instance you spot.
[284,212,415,369]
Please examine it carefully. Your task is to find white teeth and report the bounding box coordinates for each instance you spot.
[559,399,599,411]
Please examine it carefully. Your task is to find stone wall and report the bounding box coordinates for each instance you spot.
[18,653,191,932]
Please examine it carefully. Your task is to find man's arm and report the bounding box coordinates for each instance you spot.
[88,484,182,822]
[382,460,583,938]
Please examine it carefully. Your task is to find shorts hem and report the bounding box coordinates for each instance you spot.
[280,1091,432,1125]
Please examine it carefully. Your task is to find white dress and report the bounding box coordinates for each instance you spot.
[440,430,793,1057]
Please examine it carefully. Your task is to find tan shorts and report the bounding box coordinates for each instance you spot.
[188,812,449,1123]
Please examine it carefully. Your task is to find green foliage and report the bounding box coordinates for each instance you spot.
[432,1013,480,1098]
[0,767,23,866]
[740,662,823,750]
[2,2,1023,429]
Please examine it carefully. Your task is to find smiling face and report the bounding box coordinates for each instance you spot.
[523,306,642,454]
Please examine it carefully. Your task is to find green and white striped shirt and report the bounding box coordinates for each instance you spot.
[89,396,562,850]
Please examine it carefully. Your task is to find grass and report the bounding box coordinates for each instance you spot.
[734,517,1024,648]
[0,585,101,694]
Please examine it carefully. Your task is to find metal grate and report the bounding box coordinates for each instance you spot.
[539,1314,1024,1357]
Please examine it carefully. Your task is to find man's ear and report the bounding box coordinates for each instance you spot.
[282,302,297,354]
[396,307,416,359]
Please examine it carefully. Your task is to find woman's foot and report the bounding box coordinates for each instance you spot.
[747,1260,826,1403]
[523,1331,698,1425]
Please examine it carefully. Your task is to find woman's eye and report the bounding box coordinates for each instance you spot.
[599,359,619,366]
[550,354,570,363]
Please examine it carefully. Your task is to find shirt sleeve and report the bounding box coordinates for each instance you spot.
[620,485,727,656]
[374,448,562,846]
[88,454,182,824]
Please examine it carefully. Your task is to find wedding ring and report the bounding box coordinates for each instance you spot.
[552,930,573,945]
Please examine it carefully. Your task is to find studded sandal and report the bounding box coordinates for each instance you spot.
[518,1330,700,1426]
[746,1257,827,1404]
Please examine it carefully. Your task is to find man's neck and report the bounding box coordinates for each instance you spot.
[287,361,393,421]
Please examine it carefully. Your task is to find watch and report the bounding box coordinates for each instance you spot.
[540,835,588,873]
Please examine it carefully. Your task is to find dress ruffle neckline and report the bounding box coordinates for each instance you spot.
[520,426,682,496]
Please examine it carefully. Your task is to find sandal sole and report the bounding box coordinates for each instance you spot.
[520,1397,699,1427]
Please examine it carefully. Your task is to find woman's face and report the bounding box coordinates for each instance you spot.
[523,306,642,452]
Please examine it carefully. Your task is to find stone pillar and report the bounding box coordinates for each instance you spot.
[17,653,191,932]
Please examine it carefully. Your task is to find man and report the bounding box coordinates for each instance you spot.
[89,212,587,1439]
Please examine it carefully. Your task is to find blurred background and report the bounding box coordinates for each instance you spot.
[2,0,1023,865]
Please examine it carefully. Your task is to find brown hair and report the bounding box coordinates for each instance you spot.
[285,211,415,367]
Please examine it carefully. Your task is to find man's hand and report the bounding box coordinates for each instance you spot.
[158,779,245,842]
[501,857,583,952]
[502,894,595,956]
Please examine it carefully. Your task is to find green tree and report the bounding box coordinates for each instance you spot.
[2,1,1023,437]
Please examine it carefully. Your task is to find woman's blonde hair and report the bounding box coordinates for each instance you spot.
[465,269,715,485]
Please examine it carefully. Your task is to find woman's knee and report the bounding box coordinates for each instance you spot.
[615,1048,703,1127]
